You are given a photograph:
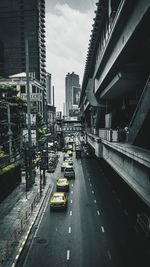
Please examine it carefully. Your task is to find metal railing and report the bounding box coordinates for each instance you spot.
[87,128,126,143]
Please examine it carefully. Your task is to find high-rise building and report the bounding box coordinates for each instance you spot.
[65,72,80,116]
[46,72,52,105]
[0,0,46,86]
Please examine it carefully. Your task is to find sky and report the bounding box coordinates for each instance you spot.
[45,0,97,112]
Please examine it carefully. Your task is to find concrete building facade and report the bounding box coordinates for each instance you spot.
[46,72,52,105]
[65,72,80,116]
[0,0,46,87]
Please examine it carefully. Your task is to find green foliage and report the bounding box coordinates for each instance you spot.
[0,162,19,175]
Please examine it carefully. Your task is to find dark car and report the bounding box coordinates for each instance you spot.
[64,166,75,179]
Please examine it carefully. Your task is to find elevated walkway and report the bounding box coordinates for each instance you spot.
[87,132,150,207]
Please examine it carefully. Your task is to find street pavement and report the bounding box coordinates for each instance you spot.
[0,166,53,267]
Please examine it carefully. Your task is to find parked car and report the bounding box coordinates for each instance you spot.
[47,160,55,173]
[50,192,68,211]
[56,178,69,192]
[64,165,75,179]
[136,213,150,238]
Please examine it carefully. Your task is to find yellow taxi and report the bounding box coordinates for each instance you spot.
[56,178,69,192]
[50,192,68,210]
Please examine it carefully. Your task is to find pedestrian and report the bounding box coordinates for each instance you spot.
[124,126,129,142]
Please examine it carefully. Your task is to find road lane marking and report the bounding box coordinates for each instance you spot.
[101,226,105,232]
[67,250,70,260]
[107,250,112,260]
[90,183,92,187]
[71,190,73,194]
[68,227,71,234]
[70,211,72,216]
[92,190,94,194]
[97,210,100,215]
[70,199,73,204]
[94,199,97,203]
[71,184,74,187]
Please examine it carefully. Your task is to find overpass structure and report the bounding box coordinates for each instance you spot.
[79,0,150,207]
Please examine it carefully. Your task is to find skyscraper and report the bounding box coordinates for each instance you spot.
[46,72,52,105]
[65,72,80,116]
[0,0,46,86]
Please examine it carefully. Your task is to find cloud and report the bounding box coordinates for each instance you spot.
[46,3,94,111]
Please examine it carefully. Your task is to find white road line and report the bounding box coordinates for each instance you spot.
[71,184,74,187]
[71,190,73,194]
[90,183,92,187]
[101,226,105,232]
[68,227,71,234]
[92,190,94,194]
[70,211,72,216]
[97,210,100,215]
[94,199,97,203]
[67,250,70,260]
[107,250,112,260]
[70,199,73,204]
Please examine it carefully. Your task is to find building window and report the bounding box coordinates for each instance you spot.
[20,85,26,93]
[32,85,36,93]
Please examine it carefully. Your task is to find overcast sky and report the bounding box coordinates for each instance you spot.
[45,0,97,112]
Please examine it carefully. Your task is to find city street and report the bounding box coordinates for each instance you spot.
[16,152,150,267]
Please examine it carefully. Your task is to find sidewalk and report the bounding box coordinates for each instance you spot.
[0,168,53,267]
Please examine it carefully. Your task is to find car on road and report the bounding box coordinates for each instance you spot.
[50,192,68,210]
[56,178,69,192]
[47,160,55,173]
[64,165,75,179]
[67,150,73,157]
[63,153,70,161]
[65,158,73,166]
[136,213,150,238]
[61,161,69,171]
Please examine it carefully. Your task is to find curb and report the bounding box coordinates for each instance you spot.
[8,183,52,267]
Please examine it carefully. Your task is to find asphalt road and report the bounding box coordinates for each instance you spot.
[17,152,150,267]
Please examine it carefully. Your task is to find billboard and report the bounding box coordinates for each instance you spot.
[72,86,80,106]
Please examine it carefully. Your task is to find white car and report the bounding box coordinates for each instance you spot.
[61,161,69,171]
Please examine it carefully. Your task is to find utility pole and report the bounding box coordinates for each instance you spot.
[52,85,55,137]
[7,103,13,161]
[25,36,33,188]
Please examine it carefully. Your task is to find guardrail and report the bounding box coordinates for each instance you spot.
[87,128,126,142]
